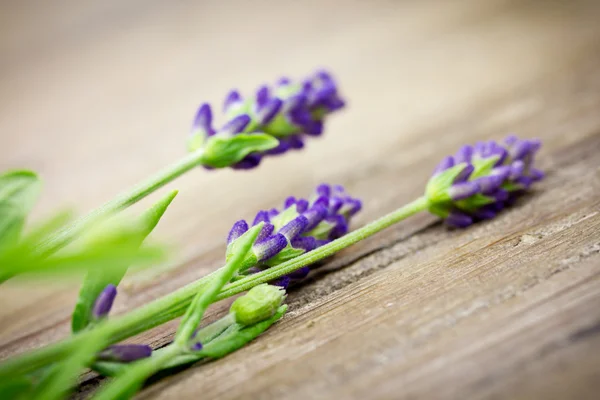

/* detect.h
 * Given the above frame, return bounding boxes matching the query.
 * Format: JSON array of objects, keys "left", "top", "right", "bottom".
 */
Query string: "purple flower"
[
  {"left": 97, "top": 344, "right": 152, "bottom": 363},
  {"left": 92, "top": 284, "right": 117, "bottom": 319},
  {"left": 426, "top": 135, "right": 543, "bottom": 228},
  {"left": 187, "top": 70, "right": 345, "bottom": 169},
  {"left": 226, "top": 184, "right": 361, "bottom": 285}
]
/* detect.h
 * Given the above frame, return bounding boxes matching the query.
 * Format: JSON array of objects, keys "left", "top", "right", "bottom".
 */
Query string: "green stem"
[
  {"left": 37, "top": 149, "right": 205, "bottom": 256},
  {"left": 0, "top": 196, "right": 429, "bottom": 378}
]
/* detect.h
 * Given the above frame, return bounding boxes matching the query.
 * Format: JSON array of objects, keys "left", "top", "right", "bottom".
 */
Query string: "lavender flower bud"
[
  {"left": 189, "top": 70, "right": 345, "bottom": 169},
  {"left": 92, "top": 284, "right": 117, "bottom": 320},
  {"left": 426, "top": 136, "right": 543, "bottom": 228},
  {"left": 230, "top": 284, "right": 286, "bottom": 326},
  {"left": 97, "top": 344, "right": 152, "bottom": 363},
  {"left": 225, "top": 184, "right": 362, "bottom": 284}
]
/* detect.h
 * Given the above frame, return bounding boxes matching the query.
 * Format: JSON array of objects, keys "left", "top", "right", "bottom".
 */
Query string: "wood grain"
[{"left": 1, "top": 0, "right": 600, "bottom": 399}]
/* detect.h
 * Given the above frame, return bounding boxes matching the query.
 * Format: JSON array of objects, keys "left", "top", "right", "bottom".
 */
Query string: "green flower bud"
[{"left": 230, "top": 284, "right": 286, "bottom": 326}]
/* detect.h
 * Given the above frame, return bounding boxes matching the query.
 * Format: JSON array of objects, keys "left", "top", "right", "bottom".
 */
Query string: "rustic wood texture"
[{"left": 1, "top": 0, "right": 600, "bottom": 398}]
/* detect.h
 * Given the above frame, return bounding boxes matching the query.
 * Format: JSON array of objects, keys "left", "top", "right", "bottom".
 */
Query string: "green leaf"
[
  {"left": 0, "top": 376, "right": 34, "bottom": 400},
  {"left": 198, "top": 305, "right": 287, "bottom": 359},
  {"left": 71, "top": 190, "right": 178, "bottom": 332},
  {"left": 199, "top": 134, "right": 278, "bottom": 168},
  {"left": 0, "top": 170, "right": 41, "bottom": 250}
]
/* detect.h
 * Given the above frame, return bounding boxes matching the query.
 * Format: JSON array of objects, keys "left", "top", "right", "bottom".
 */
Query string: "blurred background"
[{"left": 1, "top": 0, "right": 599, "bottom": 352}]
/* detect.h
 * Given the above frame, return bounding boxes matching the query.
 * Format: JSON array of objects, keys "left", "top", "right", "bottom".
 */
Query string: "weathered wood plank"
[{"left": 1, "top": 0, "right": 599, "bottom": 399}]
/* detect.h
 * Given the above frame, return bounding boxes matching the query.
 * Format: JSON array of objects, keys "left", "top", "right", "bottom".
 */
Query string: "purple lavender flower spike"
[
  {"left": 97, "top": 344, "right": 152, "bottom": 363},
  {"left": 92, "top": 284, "right": 117, "bottom": 319},
  {"left": 227, "top": 184, "right": 361, "bottom": 280},
  {"left": 279, "top": 216, "right": 308, "bottom": 240},
  {"left": 227, "top": 220, "right": 249, "bottom": 245},
  {"left": 255, "top": 85, "right": 270, "bottom": 108},
  {"left": 426, "top": 135, "right": 544, "bottom": 227},
  {"left": 232, "top": 154, "right": 262, "bottom": 170},
  {"left": 287, "top": 135, "right": 304, "bottom": 149},
  {"left": 253, "top": 234, "right": 287, "bottom": 262}
]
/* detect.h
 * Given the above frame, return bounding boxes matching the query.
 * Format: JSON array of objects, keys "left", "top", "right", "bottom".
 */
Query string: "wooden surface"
[{"left": 2, "top": 0, "right": 600, "bottom": 398}]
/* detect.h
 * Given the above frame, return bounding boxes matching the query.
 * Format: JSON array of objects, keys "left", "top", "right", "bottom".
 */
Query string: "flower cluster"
[
  {"left": 188, "top": 70, "right": 345, "bottom": 169},
  {"left": 426, "top": 135, "right": 544, "bottom": 227},
  {"left": 226, "top": 184, "right": 361, "bottom": 287}
]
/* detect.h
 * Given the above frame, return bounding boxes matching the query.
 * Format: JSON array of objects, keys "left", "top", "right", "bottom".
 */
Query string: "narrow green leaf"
[
  {"left": 71, "top": 190, "right": 178, "bottom": 332},
  {"left": 0, "top": 170, "right": 41, "bottom": 250}
]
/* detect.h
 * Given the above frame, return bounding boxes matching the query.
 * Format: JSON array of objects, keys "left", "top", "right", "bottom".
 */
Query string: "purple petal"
[
  {"left": 454, "top": 164, "right": 474, "bottom": 183},
  {"left": 287, "top": 135, "right": 304, "bottom": 149},
  {"left": 454, "top": 145, "right": 473, "bottom": 164},
  {"left": 511, "top": 140, "right": 531, "bottom": 161},
  {"left": 264, "top": 138, "right": 290, "bottom": 155},
  {"left": 474, "top": 175, "right": 504, "bottom": 194},
  {"left": 283, "top": 93, "right": 308, "bottom": 114},
  {"left": 288, "top": 109, "right": 312, "bottom": 127},
  {"left": 92, "top": 284, "right": 117, "bottom": 319},
  {"left": 489, "top": 189, "right": 509, "bottom": 202},
  {"left": 328, "top": 197, "right": 343, "bottom": 216},
  {"left": 97, "top": 344, "right": 152, "bottom": 363},
  {"left": 253, "top": 234, "right": 287, "bottom": 261},
  {"left": 227, "top": 220, "right": 249, "bottom": 245},
  {"left": 276, "top": 77, "right": 291, "bottom": 86},
  {"left": 256, "top": 223, "right": 275, "bottom": 243},
  {"left": 529, "top": 168, "right": 544, "bottom": 182},
  {"left": 268, "top": 208, "right": 279, "bottom": 218},
  {"left": 327, "top": 215, "right": 348, "bottom": 240},
  {"left": 221, "top": 114, "right": 251, "bottom": 135},
  {"left": 287, "top": 266, "right": 311, "bottom": 280},
  {"left": 315, "top": 184, "right": 331, "bottom": 198},
  {"left": 445, "top": 211, "right": 473, "bottom": 228},
  {"left": 509, "top": 160, "right": 525, "bottom": 180},
  {"left": 253, "top": 211, "right": 271, "bottom": 226},
  {"left": 473, "top": 205, "right": 497, "bottom": 220},
  {"left": 271, "top": 276, "right": 291, "bottom": 289},
  {"left": 290, "top": 237, "right": 318, "bottom": 252},
  {"left": 192, "top": 103, "right": 214, "bottom": 135},
  {"left": 279, "top": 215, "right": 308, "bottom": 240},
  {"left": 504, "top": 135, "right": 518, "bottom": 146},
  {"left": 433, "top": 156, "right": 455, "bottom": 176},
  {"left": 491, "top": 165, "right": 511, "bottom": 181},
  {"left": 284, "top": 196, "right": 297, "bottom": 209},
  {"left": 224, "top": 90, "right": 242, "bottom": 113},
  {"left": 303, "top": 120, "right": 324, "bottom": 136},
  {"left": 232, "top": 154, "right": 262, "bottom": 170},
  {"left": 303, "top": 205, "right": 328, "bottom": 231},
  {"left": 295, "top": 199, "right": 309, "bottom": 213},
  {"left": 448, "top": 181, "right": 480, "bottom": 200},
  {"left": 191, "top": 342, "right": 203, "bottom": 351},
  {"left": 255, "top": 85, "right": 270, "bottom": 108},
  {"left": 344, "top": 199, "right": 362, "bottom": 217},
  {"left": 312, "top": 195, "right": 330, "bottom": 209},
  {"left": 257, "top": 98, "right": 283, "bottom": 125}
]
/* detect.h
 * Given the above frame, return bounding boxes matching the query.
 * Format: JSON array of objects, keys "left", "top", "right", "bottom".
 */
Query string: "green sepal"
[
  {"left": 71, "top": 190, "right": 178, "bottom": 332},
  {"left": 225, "top": 222, "right": 265, "bottom": 272},
  {"left": 502, "top": 181, "right": 522, "bottom": 192},
  {"left": 304, "top": 219, "right": 336, "bottom": 241},
  {"left": 455, "top": 193, "right": 496, "bottom": 212},
  {"left": 427, "top": 201, "right": 450, "bottom": 218},
  {"left": 230, "top": 284, "right": 286, "bottom": 326},
  {"left": 270, "top": 206, "right": 300, "bottom": 231},
  {"left": 199, "top": 134, "right": 279, "bottom": 168},
  {"left": 425, "top": 163, "right": 470, "bottom": 204},
  {"left": 186, "top": 132, "right": 205, "bottom": 152},
  {"left": 264, "top": 243, "right": 305, "bottom": 267},
  {"left": 470, "top": 155, "right": 500, "bottom": 180},
  {"left": 0, "top": 170, "right": 41, "bottom": 251}
]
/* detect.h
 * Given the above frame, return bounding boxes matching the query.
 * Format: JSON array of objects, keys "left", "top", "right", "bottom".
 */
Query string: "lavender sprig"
[
  {"left": 188, "top": 70, "right": 345, "bottom": 169},
  {"left": 226, "top": 184, "right": 361, "bottom": 286},
  {"left": 426, "top": 135, "right": 544, "bottom": 227}
]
